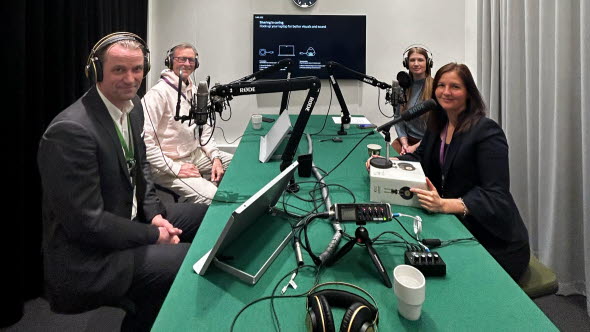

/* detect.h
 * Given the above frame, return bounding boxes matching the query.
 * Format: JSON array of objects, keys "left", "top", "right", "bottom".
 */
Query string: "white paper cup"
[
  {"left": 367, "top": 143, "right": 382, "bottom": 156},
  {"left": 251, "top": 114, "right": 262, "bottom": 130},
  {"left": 393, "top": 264, "right": 426, "bottom": 320}
]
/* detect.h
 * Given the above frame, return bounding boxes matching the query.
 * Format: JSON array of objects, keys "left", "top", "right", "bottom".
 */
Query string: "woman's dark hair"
[{"left": 428, "top": 63, "right": 486, "bottom": 134}]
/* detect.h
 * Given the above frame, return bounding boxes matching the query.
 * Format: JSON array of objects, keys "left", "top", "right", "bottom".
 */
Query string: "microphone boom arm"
[
  {"left": 230, "top": 58, "right": 295, "bottom": 114},
  {"left": 325, "top": 61, "right": 392, "bottom": 135},
  {"left": 210, "top": 76, "right": 321, "bottom": 170}
]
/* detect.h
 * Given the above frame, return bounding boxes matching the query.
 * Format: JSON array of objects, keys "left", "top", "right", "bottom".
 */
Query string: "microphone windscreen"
[
  {"left": 401, "top": 99, "right": 438, "bottom": 121},
  {"left": 396, "top": 71, "right": 412, "bottom": 89}
]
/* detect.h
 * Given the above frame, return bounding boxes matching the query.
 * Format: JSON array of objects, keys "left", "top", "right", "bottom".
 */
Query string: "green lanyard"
[{"left": 113, "top": 114, "right": 136, "bottom": 175}]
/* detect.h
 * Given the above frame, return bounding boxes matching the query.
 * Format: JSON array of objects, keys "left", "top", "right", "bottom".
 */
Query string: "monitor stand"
[{"left": 212, "top": 209, "right": 301, "bottom": 285}]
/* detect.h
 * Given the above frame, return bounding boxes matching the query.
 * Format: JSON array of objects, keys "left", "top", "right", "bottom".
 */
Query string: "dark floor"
[{"left": 1, "top": 294, "right": 588, "bottom": 331}]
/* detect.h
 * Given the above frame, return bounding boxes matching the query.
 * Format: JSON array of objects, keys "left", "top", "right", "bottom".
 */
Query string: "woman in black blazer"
[{"left": 372, "top": 63, "right": 530, "bottom": 280}]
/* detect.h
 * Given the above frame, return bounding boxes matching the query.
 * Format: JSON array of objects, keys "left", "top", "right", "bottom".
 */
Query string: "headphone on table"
[
  {"left": 306, "top": 282, "right": 379, "bottom": 332},
  {"left": 85, "top": 32, "right": 150, "bottom": 83},
  {"left": 164, "top": 43, "right": 200, "bottom": 69},
  {"left": 402, "top": 44, "right": 433, "bottom": 70}
]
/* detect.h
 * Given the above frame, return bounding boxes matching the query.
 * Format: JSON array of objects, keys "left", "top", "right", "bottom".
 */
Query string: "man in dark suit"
[{"left": 37, "top": 32, "right": 207, "bottom": 331}]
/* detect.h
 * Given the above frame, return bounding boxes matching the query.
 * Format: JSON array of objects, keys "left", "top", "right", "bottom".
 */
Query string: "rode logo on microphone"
[
  {"left": 363, "top": 78, "right": 372, "bottom": 84},
  {"left": 240, "top": 87, "right": 255, "bottom": 93},
  {"left": 304, "top": 97, "right": 315, "bottom": 112}
]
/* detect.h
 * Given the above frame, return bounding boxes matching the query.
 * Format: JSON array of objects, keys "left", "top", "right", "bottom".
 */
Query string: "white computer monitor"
[{"left": 193, "top": 161, "right": 299, "bottom": 284}]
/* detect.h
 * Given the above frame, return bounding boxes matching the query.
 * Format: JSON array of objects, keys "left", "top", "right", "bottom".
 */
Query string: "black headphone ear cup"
[
  {"left": 144, "top": 56, "right": 150, "bottom": 75},
  {"left": 340, "top": 302, "right": 374, "bottom": 332},
  {"left": 94, "top": 58, "right": 103, "bottom": 82},
  {"left": 85, "top": 58, "right": 103, "bottom": 83},
  {"left": 307, "top": 295, "right": 336, "bottom": 332},
  {"left": 403, "top": 57, "right": 408, "bottom": 69},
  {"left": 165, "top": 53, "right": 172, "bottom": 69}
]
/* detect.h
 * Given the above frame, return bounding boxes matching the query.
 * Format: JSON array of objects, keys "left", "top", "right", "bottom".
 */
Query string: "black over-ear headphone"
[
  {"left": 402, "top": 44, "right": 433, "bottom": 70},
  {"left": 306, "top": 282, "right": 379, "bottom": 332},
  {"left": 85, "top": 32, "right": 151, "bottom": 83},
  {"left": 164, "top": 43, "right": 200, "bottom": 70}
]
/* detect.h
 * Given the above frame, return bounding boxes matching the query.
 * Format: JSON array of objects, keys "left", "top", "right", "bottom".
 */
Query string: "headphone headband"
[
  {"left": 85, "top": 32, "right": 151, "bottom": 82},
  {"left": 402, "top": 44, "right": 434, "bottom": 70},
  {"left": 307, "top": 282, "right": 378, "bottom": 304},
  {"left": 306, "top": 282, "right": 379, "bottom": 322},
  {"left": 165, "top": 42, "right": 200, "bottom": 70}
]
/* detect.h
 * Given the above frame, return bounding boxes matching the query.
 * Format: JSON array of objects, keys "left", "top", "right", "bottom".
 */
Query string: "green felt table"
[{"left": 152, "top": 115, "right": 556, "bottom": 331}]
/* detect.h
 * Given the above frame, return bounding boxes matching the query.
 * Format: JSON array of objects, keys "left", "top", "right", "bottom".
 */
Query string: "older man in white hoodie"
[{"left": 142, "top": 43, "right": 232, "bottom": 204}]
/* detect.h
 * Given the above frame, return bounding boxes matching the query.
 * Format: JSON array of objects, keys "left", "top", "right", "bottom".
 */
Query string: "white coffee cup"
[
  {"left": 393, "top": 264, "right": 426, "bottom": 320},
  {"left": 367, "top": 143, "right": 382, "bottom": 156},
  {"left": 251, "top": 114, "right": 262, "bottom": 130}
]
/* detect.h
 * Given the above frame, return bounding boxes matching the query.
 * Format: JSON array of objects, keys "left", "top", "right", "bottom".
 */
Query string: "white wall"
[{"left": 148, "top": 0, "right": 476, "bottom": 145}]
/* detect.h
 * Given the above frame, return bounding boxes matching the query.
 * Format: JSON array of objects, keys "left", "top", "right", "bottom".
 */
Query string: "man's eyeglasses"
[{"left": 173, "top": 57, "right": 196, "bottom": 64}]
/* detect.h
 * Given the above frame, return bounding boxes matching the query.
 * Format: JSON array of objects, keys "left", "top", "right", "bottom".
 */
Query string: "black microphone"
[
  {"left": 195, "top": 81, "right": 209, "bottom": 138},
  {"left": 387, "top": 80, "right": 404, "bottom": 107},
  {"left": 396, "top": 71, "right": 412, "bottom": 105},
  {"left": 375, "top": 99, "right": 438, "bottom": 132},
  {"left": 356, "top": 227, "right": 392, "bottom": 288},
  {"left": 396, "top": 71, "right": 412, "bottom": 89}
]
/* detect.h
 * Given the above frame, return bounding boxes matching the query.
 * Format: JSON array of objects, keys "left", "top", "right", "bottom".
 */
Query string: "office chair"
[{"left": 518, "top": 254, "right": 558, "bottom": 298}]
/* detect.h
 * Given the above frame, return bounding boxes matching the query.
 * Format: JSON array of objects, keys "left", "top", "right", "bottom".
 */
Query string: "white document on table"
[{"left": 332, "top": 116, "right": 372, "bottom": 125}]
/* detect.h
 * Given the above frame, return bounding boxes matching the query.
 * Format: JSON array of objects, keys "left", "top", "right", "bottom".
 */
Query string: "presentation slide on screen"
[{"left": 253, "top": 15, "right": 366, "bottom": 79}]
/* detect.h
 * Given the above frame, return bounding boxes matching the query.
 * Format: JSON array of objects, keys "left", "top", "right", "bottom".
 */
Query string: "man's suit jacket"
[
  {"left": 38, "top": 86, "right": 166, "bottom": 313},
  {"left": 400, "top": 117, "right": 529, "bottom": 257}
]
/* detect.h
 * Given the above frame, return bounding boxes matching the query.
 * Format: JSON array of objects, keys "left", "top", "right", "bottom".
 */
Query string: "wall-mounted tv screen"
[{"left": 253, "top": 14, "right": 366, "bottom": 79}]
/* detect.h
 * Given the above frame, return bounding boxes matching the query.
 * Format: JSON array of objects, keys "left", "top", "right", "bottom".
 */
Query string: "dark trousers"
[{"left": 121, "top": 203, "right": 207, "bottom": 332}]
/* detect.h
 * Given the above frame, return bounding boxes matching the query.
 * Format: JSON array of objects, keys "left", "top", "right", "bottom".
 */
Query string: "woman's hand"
[{"left": 410, "top": 177, "right": 447, "bottom": 213}]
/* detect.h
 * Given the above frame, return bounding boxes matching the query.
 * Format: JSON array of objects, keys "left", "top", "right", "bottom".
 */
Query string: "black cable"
[
  {"left": 317, "top": 131, "right": 374, "bottom": 182},
  {"left": 440, "top": 237, "right": 478, "bottom": 247},
  {"left": 392, "top": 216, "right": 421, "bottom": 243},
  {"left": 229, "top": 278, "right": 306, "bottom": 331},
  {"left": 309, "top": 80, "right": 333, "bottom": 136},
  {"left": 371, "top": 230, "right": 411, "bottom": 245},
  {"left": 376, "top": 88, "right": 395, "bottom": 118},
  {"left": 297, "top": 212, "right": 331, "bottom": 266},
  {"left": 313, "top": 132, "right": 375, "bottom": 137},
  {"left": 230, "top": 263, "right": 324, "bottom": 332},
  {"left": 218, "top": 99, "right": 232, "bottom": 121},
  {"left": 215, "top": 127, "right": 265, "bottom": 145},
  {"left": 142, "top": 99, "right": 257, "bottom": 204}
]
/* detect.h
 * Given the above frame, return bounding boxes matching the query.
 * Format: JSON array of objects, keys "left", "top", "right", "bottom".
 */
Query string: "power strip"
[{"left": 404, "top": 251, "right": 447, "bottom": 276}]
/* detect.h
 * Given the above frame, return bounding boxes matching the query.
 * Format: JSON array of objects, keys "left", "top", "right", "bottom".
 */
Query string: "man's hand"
[
  {"left": 210, "top": 158, "right": 225, "bottom": 182},
  {"left": 178, "top": 163, "right": 201, "bottom": 178},
  {"left": 156, "top": 227, "right": 180, "bottom": 244},
  {"left": 152, "top": 214, "right": 182, "bottom": 237}
]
